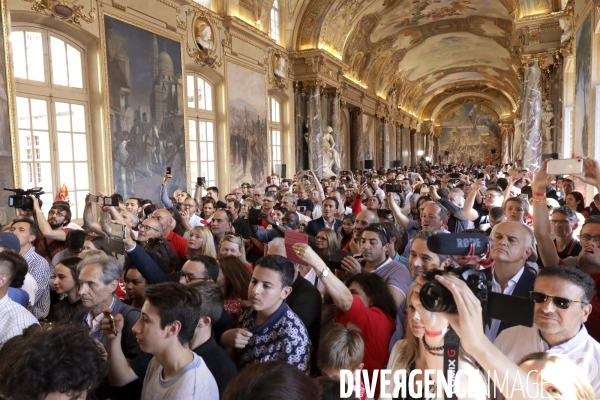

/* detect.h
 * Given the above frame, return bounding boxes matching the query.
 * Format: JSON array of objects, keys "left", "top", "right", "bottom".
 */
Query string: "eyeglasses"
[
  {"left": 48, "top": 210, "right": 66, "bottom": 218},
  {"left": 530, "top": 291, "right": 584, "bottom": 309},
  {"left": 550, "top": 220, "right": 570, "bottom": 225},
  {"left": 483, "top": 194, "right": 501, "bottom": 199},
  {"left": 315, "top": 236, "right": 328, "bottom": 241},
  {"left": 580, "top": 234, "right": 600, "bottom": 244},
  {"left": 139, "top": 224, "right": 161, "bottom": 233}
]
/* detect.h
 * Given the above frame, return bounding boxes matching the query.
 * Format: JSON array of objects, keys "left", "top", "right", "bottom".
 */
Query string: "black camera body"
[
  {"left": 420, "top": 265, "right": 490, "bottom": 313},
  {"left": 5, "top": 187, "right": 44, "bottom": 211},
  {"left": 420, "top": 265, "right": 534, "bottom": 328}
]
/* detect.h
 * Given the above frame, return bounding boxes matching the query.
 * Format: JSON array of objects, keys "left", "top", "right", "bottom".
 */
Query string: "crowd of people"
[{"left": 1, "top": 158, "right": 600, "bottom": 399}]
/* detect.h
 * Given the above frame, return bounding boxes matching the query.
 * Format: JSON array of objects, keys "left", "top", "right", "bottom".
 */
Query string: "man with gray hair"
[{"left": 74, "top": 256, "right": 141, "bottom": 360}]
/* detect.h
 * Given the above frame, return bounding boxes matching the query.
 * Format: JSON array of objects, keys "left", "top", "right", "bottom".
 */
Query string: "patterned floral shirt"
[{"left": 237, "top": 302, "right": 311, "bottom": 373}]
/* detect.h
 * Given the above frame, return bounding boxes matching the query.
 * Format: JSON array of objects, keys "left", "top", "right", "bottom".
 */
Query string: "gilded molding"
[
  {"left": 520, "top": 52, "right": 548, "bottom": 67},
  {"left": 1, "top": 0, "right": 20, "bottom": 187},
  {"left": 185, "top": 8, "right": 221, "bottom": 68},
  {"left": 22, "top": 0, "right": 96, "bottom": 25},
  {"left": 266, "top": 47, "right": 290, "bottom": 91},
  {"left": 111, "top": 1, "right": 126, "bottom": 11}
]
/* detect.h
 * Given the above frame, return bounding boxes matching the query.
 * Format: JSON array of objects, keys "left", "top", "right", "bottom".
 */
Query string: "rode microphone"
[{"left": 426, "top": 233, "right": 492, "bottom": 255}]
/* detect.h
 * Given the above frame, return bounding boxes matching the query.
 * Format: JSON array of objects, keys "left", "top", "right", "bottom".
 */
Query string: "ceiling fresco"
[{"left": 295, "top": 0, "right": 558, "bottom": 123}]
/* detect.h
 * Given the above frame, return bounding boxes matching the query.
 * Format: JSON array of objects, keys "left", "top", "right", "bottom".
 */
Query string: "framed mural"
[
  {"left": 101, "top": 14, "right": 187, "bottom": 204},
  {"left": 226, "top": 61, "right": 268, "bottom": 188},
  {"left": 438, "top": 103, "right": 501, "bottom": 164},
  {"left": 574, "top": 12, "right": 592, "bottom": 157},
  {"left": 0, "top": 0, "right": 16, "bottom": 224}
]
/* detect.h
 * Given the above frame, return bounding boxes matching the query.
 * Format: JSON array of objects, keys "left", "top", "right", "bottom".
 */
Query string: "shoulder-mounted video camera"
[{"left": 4, "top": 187, "right": 44, "bottom": 211}]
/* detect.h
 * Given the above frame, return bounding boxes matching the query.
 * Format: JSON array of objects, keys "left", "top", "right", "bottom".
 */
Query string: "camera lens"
[{"left": 420, "top": 282, "right": 457, "bottom": 313}]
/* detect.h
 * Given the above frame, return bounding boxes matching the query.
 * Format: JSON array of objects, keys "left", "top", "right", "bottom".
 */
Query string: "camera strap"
[{"left": 443, "top": 328, "right": 460, "bottom": 400}]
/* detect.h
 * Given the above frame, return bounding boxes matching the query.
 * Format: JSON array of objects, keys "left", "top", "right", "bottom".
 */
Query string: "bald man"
[
  {"left": 344, "top": 210, "right": 379, "bottom": 254},
  {"left": 485, "top": 220, "right": 537, "bottom": 341},
  {"left": 152, "top": 209, "right": 188, "bottom": 258}
]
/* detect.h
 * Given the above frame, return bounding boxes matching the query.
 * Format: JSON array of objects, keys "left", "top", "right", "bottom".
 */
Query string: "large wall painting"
[
  {"left": 438, "top": 103, "right": 501, "bottom": 164},
  {"left": 574, "top": 12, "right": 591, "bottom": 157},
  {"left": 0, "top": 0, "right": 14, "bottom": 224},
  {"left": 226, "top": 62, "right": 268, "bottom": 188},
  {"left": 103, "top": 15, "right": 186, "bottom": 203}
]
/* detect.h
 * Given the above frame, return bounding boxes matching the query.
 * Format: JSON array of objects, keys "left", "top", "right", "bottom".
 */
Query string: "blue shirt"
[{"left": 237, "top": 302, "right": 311, "bottom": 373}]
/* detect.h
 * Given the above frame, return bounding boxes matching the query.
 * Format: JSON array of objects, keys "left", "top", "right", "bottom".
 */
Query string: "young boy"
[
  {"left": 318, "top": 324, "right": 367, "bottom": 400},
  {"left": 132, "top": 282, "right": 218, "bottom": 399},
  {"left": 220, "top": 255, "right": 311, "bottom": 372}
]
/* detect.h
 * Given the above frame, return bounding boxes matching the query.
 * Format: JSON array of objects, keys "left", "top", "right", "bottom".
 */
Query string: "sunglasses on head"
[{"left": 530, "top": 291, "right": 584, "bottom": 309}]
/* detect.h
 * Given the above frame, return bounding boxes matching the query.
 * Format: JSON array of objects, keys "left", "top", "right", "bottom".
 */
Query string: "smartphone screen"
[
  {"left": 166, "top": 167, "right": 172, "bottom": 175},
  {"left": 89, "top": 194, "right": 99, "bottom": 203}
]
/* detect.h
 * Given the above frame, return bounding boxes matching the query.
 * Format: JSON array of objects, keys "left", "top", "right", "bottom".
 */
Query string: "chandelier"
[{"left": 22, "top": 0, "right": 96, "bottom": 25}]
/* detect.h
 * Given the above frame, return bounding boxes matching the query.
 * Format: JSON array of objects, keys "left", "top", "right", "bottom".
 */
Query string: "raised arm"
[
  {"left": 293, "top": 243, "right": 354, "bottom": 312},
  {"left": 532, "top": 159, "right": 559, "bottom": 267},
  {"left": 160, "top": 173, "right": 174, "bottom": 208},
  {"left": 462, "top": 178, "right": 484, "bottom": 221},
  {"left": 83, "top": 196, "right": 106, "bottom": 237},
  {"left": 387, "top": 192, "right": 410, "bottom": 230},
  {"left": 31, "top": 196, "right": 66, "bottom": 241},
  {"left": 309, "top": 170, "right": 325, "bottom": 202}
]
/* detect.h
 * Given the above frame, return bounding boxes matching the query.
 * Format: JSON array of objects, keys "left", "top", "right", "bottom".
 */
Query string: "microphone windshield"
[{"left": 426, "top": 233, "right": 492, "bottom": 255}]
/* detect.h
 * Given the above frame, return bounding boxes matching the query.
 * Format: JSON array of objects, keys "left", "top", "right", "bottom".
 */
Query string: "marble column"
[
  {"left": 499, "top": 124, "right": 512, "bottom": 164},
  {"left": 350, "top": 108, "right": 364, "bottom": 171},
  {"left": 396, "top": 124, "right": 403, "bottom": 164},
  {"left": 308, "top": 84, "right": 323, "bottom": 178},
  {"left": 551, "top": 52, "right": 564, "bottom": 154},
  {"left": 327, "top": 89, "right": 343, "bottom": 170},
  {"left": 384, "top": 122, "right": 390, "bottom": 168},
  {"left": 521, "top": 61, "right": 543, "bottom": 172},
  {"left": 424, "top": 134, "right": 431, "bottom": 160},
  {"left": 410, "top": 128, "right": 418, "bottom": 166},
  {"left": 433, "top": 126, "right": 442, "bottom": 163},
  {"left": 294, "top": 83, "right": 306, "bottom": 172}
]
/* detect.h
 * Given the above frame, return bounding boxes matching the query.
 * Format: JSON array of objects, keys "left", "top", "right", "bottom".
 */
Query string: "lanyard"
[{"left": 444, "top": 328, "right": 460, "bottom": 400}]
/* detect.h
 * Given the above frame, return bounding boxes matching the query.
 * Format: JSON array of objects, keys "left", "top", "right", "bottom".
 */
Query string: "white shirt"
[
  {"left": 486, "top": 267, "right": 525, "bottom": 342},
  {"left": 22, "top": 273, "right": 38, "bottom": 308},
  {"left": 85, "top": 297, "right": 115, "bottom": 336},
  {"left": 494, "top": 324, "right": 600, "bottom": 398},
  {"left": 296, "top": 211, "right": 312, "bottom": 223},
  {"left": 0, "top": 293, "right": 39, "bottom": 348},
  {"left": 312, "top": 204, "right": 322, "bottom": 220},
  {"left": 188, "top": 213, "right": 203, "bottom": 228}
]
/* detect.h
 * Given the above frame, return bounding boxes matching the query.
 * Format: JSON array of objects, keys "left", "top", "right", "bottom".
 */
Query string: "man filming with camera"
[{"left": 30, "top": 196, "right": 73, "bottom": 263}]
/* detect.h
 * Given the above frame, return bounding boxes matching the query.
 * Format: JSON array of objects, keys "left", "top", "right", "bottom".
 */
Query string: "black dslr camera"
[
  {"left": 420, "top": 265, "right": 534, "bottom": 327},
  {"left": 5, "top": 187, "right": 44, "bottom": 211}
]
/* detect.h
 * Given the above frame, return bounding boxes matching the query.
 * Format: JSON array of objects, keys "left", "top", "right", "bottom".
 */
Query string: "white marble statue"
[
  {"left": 196, "top": 24, "right": 215, "bottom": 51},
  {"left": 322, "top": 126, "right": 341, "bottom": 178},
  {"left": 559, "top": 17, "right": 572, "bottom": 44},
  {"left": 514, "top": 117, "right": 524, "bottom": 160},
  {"left": 542, "top": 100, "right": 554, "bottom": 153},
  {"left": 274, "top": 57, "right": 286, "bottom": 79}
]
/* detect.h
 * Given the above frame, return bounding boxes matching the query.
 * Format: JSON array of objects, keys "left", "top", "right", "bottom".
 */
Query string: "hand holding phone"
[
  {"left": 546, "top": 159, "right": 583, "bottom": 175},
  {"left": 88, "top": 194, "right": 99, "bottom": 203}
]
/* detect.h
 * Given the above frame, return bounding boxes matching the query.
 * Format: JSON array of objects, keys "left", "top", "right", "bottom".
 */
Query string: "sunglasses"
[{"left": 530, "top": 291, "right": 584, "bottom": 309}]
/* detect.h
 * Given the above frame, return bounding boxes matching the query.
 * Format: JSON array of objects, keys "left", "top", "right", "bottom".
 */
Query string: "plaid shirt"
[
  {"left": 0, "top": 294, "right": 39, "bottom": 348},
  {"left": 23, "top": 247, "right": 51, "bottom": 319}
]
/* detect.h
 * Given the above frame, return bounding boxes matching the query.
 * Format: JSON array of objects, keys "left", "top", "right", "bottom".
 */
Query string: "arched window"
[
  {"left": 269, "top": 96, "right": 281, "bottom": 174},
  {"left": 186, "top": 74, "right": 216, "bottom": 188},
  {"left": 270, "top": 0, "right": 280, "bottom": 44},
  {"left": 12, "top": 27, "right": 91, "bottom": 218}
]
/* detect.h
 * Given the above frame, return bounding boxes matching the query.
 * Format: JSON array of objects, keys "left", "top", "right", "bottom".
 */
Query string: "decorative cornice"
[
  {"left": 520, "top": 52, "right": 548, "bottom": 67},
  {"left": 22, "top": 0, "right": 96, "bottom": 25}
]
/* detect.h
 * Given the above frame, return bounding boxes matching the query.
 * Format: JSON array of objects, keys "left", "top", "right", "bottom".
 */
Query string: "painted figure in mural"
[
  {"left": 115, "top": 135, "right": 136, "bottom": 197},
  {"left": 559, "top": 17, "right": 572, "bottom": 44},
  {"left": 542, "top": 100, "right": 554, "bottom": 153},
  {"left": 274, "top": 57, "right": 286, "bottom": 79},
  {"left": 322, "top": 126, "right": 341, "bottom": 178},
  {"left": 196, "top": 24, "right": 215, "bottom": 51},
  {"left": 139, "top": 113, "right": 160, "bottom": 176}
]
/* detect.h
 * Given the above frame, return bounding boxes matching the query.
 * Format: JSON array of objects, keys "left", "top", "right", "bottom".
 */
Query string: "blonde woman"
[
  {"left": 219, "top": 233, "right": 253, "bottom": 271},
  {"left": 518, "top": 353, "right": 595, "bottom": 400},
  {"left": 382, "top": 284, "right": 487, "bottom": 399},
  {"left": 187, "top": 226, "right": 217, "bottom": 258}
]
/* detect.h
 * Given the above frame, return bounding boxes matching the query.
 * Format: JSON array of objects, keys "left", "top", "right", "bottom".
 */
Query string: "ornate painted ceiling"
[{"left": 293, "top": 0, "right": 562, "bottom": 123}]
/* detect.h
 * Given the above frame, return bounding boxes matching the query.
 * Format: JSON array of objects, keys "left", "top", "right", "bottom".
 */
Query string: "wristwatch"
[{"left": 318, "top": 267, "right": 330, "bottom": 279}]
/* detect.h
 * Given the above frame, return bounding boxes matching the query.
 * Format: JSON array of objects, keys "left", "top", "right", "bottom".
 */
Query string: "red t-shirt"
[
  {"left": 336, "top": 295, "right": 395, "bottom": 374},
  {"left": 167, "top": 231, "right": 188, "bottom": 258},
  {"left": 35, "top": 228, "right": 73, "bottom": 262}
]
